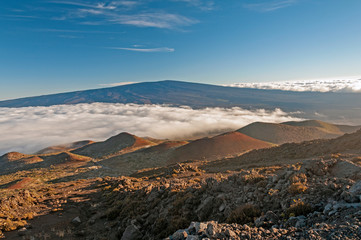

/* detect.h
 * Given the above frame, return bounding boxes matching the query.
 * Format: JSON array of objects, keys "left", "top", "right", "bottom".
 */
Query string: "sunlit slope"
[
  {"left": 72, "top": 132, "right": 156, "bottom": 158},
  {"left": 168, "top": 131, "right": 273, "bottom": 164},
  {"left": 238, "top": 120, "right": 360, "bottom": 144},
  {"left": 35, "top": 140, "right": 94, "bottom": 154},
  {"left": 205, "top": 129, "right": 361, "bottom": 172}
]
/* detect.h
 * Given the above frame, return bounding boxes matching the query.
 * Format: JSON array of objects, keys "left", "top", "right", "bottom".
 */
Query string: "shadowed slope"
[
  {"left": 53, "top": 152, "right": 93, "bottom": 163},
  {"left": 72, "top": 132, "right": 155, "bottom": 158},
  {"left": 0, "top": 152, "right": 34, "bottom": 162},
  {"left": 168, "top": 132, "right": 273, "bottom": 164},
  {"left": 205, "top": 129, "right": 361, "bottom": 172},
  {"left": 283, "top": 120, "right": 360, "bottom": 134},
  {"left": 99, "top": 141, "right": 187, "bottom": 176},
  {"left": 35, "top": 140, "right": 94, "bottom": 154},
  {"left": 238, "top": 120, "right": 360, "bottom": 144},
  {"left": 0, "top": 152, "right": 44, "bottom": 170},
  {"left": 0, "top": 151, "right": 92, "bottom": 174},
  {"left": 138, "top": 141, "right": 188, "bottom": 153}
]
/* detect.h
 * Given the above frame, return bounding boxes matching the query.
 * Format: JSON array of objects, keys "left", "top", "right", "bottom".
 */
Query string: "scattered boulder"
[
  {"left": 350, "top": 180, "right": 361, "bottom": 195},
  {"left": 71, "top": 216, "right": 82, "bottom": 226},
  {"left": 171, "top": 230, "right": 188, "bottom": 240},
  {"left": 121, "top": 223, "right": 143, "bottom": 240},
  {"left": 17, "top": 227, "right": 28, "bottom": 236}
]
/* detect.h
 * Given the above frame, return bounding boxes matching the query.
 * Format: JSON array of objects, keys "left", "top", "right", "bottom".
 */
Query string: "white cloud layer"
[
  {"left": 228, "top": 78, "right": 361, "bottom": 92},
  {"left": 0, "top": 103, "right": 302, "bottom": 155},
  {"left": 98, "top": 81, "right": 137, "bottom": 87}
]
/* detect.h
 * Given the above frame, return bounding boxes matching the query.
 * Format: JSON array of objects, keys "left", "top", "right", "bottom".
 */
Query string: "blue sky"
[{"left": 1, "top": 0, "right": 361, "bottom": 100}]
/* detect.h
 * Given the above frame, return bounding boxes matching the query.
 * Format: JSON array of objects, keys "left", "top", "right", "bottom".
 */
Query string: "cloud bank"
[
  {"left": 0, "top": 103, "right": 302, "bottom": 155},
  {"left": 228, "top": 78, "right": 361, "bottom": 93},
  {"left": 98, "top": 81, "right": 137, "bottom": 87}
]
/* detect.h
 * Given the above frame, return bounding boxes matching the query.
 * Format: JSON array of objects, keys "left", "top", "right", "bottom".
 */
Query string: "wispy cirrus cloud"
[
  {"left": 34, "top": 28, "right": 124, "bottom": 34},
  {"left": 0, "top": 14, "right": 40, "bottom": 19},
  {"left": 109, "top": 46, "right": 175, "bottom": 52},
  {"left": 58, "top": 34, "right": 83, "bottom": 39},
  {"left": 107, "top": 12, "right": 197, "bottom": 29},
  {"left": 48, "top": 1, "right": 198, "bottom": 29},
  {"left": 3, "top": 0, "right": 207, "bottom": 29},
  {"left": 48, "top": 1, "right": 137, "bottom": 10},
  {"left": 244, "top": 0, "right": 297, "bottom": 12},
  {"left": 173, "top": 0, "right": 215, "bottom": 11}
]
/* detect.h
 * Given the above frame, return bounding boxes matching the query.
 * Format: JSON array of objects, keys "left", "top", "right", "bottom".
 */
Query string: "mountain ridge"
[
  {"left": 237, "top": 120, "right": 360, "bottom": 144},
  {"left": 2, "top": 80, "right": 361, "bottom": 123},
  {"left": 72, "top": 132, "right": 156, "bottom": 158},
  {"left": 204, "top": 128, "right": 361, "bottom": 173},
  {"left": 168, "top": 131, "right": 274, "bottom": 164}
]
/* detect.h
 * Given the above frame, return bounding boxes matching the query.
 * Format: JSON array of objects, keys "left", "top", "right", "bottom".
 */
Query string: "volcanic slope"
[
  {"left": 168, "top": 131, "right": 274, "bottom": 164},
  {"left": 204, "top": 129, "right": 361, "bottom": 172},
  {"left": 283, "top": 119, "right": 360, "bottom": 133},
  {"left": 0, "top": 132, "right": 159, "bottom": 175},
  {"left": 35, "top": 140, "right": 94, "bottom": 154},
  {"left": 0, "top": 152, "right": 43, "bottom": 172},
  {"left": 72, "top": 132, "right": 156, "bottom": 159},
  {"left": 237, "top": 120, "right": 360, "bottom": 144},
  {"left": 0, "top": 151, "right": 93, "bottom": 175},
  {"left": 99, "top": 140, "right": 188, "bottom": 176}
]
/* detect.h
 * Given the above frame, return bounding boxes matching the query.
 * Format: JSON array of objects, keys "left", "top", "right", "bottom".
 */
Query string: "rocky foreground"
[
  {"left": 2, "top": 130, "right": 361, "bottom": 239},
  {"left": 92, "top": 157, "right": 361, "bottom": 240},
  {"left": 2, "top": 156, "right": 361, "bottom": 239}
]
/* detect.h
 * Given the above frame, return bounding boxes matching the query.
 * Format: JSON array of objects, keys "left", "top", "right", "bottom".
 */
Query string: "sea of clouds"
[
  {"left": 0, "top": 103, "right": 303, "bottom": 155},
  {"left": 228, "top": 78, "right": 361, "bottom": 92}
]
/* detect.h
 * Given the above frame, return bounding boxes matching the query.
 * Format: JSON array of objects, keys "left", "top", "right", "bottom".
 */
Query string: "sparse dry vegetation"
[
  {"left": 288, "top": 182, "right": 308, "bottom": 194},
  {"left": 226, "top": 204, "right": 261, "bottom": 224},
  {"left": 286, "top": 199, "right": 313, "bottom": 217},
  {"left": 242, "top": 170, "right": 266, "bottom": 183},
  {"left": 289, "top": 173, "right": 307, "bottom": 183}
]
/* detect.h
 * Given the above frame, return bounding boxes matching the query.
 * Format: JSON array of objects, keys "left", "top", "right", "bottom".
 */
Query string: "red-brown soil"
[
  {"left": 168, "top": 131, "right": 273, "bottom": 164},
  {"left": 0, "top": 152, "right": 33, "bottom": 162},
  {"left": 72, "top": 132, "right": 156, "bottom": 158},
  {"left": 238, "top": 120, "right": 360, "bottom": 144},
  {"left": 7, "top": 178, "right": 35, "bottom": 190},
  {"left": 35, "top": 140, "right": 95, "bottom": 155},
  {"left": 139, "top": 141, "right": 188, "bottom": 153}
]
